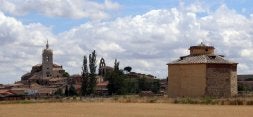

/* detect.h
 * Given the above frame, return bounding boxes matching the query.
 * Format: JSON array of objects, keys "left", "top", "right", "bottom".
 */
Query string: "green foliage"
[
  {"left": 114, "top": 59, "right": 120, "bottom": 71},
  {"left": 238, "top": 84, "right": 250, "bottom": 92},
  {"left": 245, "top": 78, "right": 253, "bottom": 81},
  {"left": 151, "top": 79, "right": 161, "bottom": 94},
  {"left": 106, "top": 60, "right": 161, "bottom": 95},
  {"left": 107, "top": 70, "right": 127, "bottom": 95},
  {"left": 125, "top": 78, "right": 139, "bottom": 94},
  {"left": 88, "top": 50, "right": 97, "bottom": 95},
  {"left": 81, "top": 55, "right": 89, "bottom": 96},
  {"left": 65, "top": 85, "right": 69, "bottom": 97},
  {"left": 124, "top": 66, "right": 132, "bottom": 72},
  {"left": 63, "top": 72, "right": 70, "bottom": 77},
  {"left": 69, "top": 85, "right": 78, "bottom": 96},
  {"left": 55, "top": 88, "right": 63, "bottom": 96},
  {"left": 138, "top": 78, "right": 151, "bottom": 91}
]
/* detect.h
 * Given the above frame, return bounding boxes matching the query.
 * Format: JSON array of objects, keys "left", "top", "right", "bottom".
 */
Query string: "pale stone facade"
[{"left": 167, "top": 43, "right": 238, "bottom": 97}]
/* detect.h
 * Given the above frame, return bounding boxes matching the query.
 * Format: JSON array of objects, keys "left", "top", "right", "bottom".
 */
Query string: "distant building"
[
  {"left": 21, "top": 41, "right": 67, "bottom": 86},
  {"left": 98, "top": 58, "right": 114, "bottom": 76},
  {"left": 167, "top": 43, "right": 238, "bottom": 97}
]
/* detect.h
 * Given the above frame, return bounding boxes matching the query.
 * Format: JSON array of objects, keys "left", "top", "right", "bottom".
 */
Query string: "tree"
[
  {"left": 65, "top": 85, "right": 69, "bottom": 97},
  {"left": 88, "top": 50, "right": 97, "bottom": 95},
  {"left": 63, "top": 71, "right": 70, "bottom": 77},
  {"left": 151, "top": 79, "right": 161, "bottom": 94},
  {"left": 69, "top": 84, "right": 78, "bottom": 96},
  {"left": 124, "top": 66, "right": 132, "bottom": 73},
  {"left": 55, "top": 88, "right": 63, "bottom": 96},
  {"left": 114, "top": 59, "right": 120, "bottom": 72},
  {"left": 125, "top": 78, "right": 139, "bottom": 94},
  {"left": 107, "top": 60, "right": 129, "bottom": 95},
  {"left": 81, "top": 56, "right": 89, "bottom": 96}
]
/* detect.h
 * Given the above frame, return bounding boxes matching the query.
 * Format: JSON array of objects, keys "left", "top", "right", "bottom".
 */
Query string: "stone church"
[
  {"left": 21, "top": 41, "right": 67, "bottom": 85},
  {"left": 167, "top": 43, "right": 238, "bottom": 97}
]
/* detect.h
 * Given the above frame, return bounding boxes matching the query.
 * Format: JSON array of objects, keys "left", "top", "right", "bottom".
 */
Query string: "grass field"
[{"left": 0, "top": 102, "right": 252, "bottom": 117}]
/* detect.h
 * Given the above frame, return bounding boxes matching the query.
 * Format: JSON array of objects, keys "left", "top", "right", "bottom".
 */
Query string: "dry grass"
[{"left": 0, "top": 102, "right": 253, "bottom": 117}]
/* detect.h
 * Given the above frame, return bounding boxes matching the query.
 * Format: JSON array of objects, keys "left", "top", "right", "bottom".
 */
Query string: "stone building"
[
  {"left": 98, "top": 58, "right": 113, "bottom": 76},
  {"left": 42, "top": 40, "right": 53, "bottom": 78},
  {"left": 21, "top": 41, "right": 67, "bottom": 86},
  {"left": 167, "top": 43, "right": 238, "bottom": 97}
]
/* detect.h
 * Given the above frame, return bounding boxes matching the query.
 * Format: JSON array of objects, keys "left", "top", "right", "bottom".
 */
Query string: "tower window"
[{"left": 46, "top": 56, "right": 49, "bottom": 61}]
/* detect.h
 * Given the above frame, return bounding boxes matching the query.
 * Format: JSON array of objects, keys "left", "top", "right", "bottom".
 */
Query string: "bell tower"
[{"left": 42, "top": 40, "right": 53, "bottom": 79}]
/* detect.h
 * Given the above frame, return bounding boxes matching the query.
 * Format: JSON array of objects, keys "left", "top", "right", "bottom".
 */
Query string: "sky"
[{"left": 1, "top": 0, "right": 253, "bottom": 84}]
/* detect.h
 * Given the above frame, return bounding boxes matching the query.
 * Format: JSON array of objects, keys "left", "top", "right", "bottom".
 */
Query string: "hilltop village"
[
  {"left": 0, "top": 42, "right": 166, "bottom": 100},
  {"left": 0, "top": 42, "right": 253, "bottom": 100}
]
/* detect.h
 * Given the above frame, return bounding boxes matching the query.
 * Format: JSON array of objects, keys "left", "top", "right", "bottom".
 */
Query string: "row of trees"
[
  {"left": 80, "top": 50, "right": 97, "bottom": 96},
  {"left": 106, "top": 60, "right": 161, "bottom": 95},
  {"left": 60, "top": 50, "right": 161, "bottom": 97}
]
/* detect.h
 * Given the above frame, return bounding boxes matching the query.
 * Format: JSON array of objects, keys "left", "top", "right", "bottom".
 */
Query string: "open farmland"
[{"left": 0, "top": 102, "right": 252, "bottom": 117}]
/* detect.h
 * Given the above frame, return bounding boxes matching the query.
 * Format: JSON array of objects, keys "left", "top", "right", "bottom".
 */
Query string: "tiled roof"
[{"left": 169, "top": 55, "right": 236, "bottom": 65}]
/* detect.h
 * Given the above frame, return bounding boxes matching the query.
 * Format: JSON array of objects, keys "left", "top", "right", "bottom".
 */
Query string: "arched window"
[{"left": 46, "top": 56, "right": 49, "bottom": 61}]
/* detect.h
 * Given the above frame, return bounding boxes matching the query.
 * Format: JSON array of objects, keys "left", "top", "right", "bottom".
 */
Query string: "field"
[{"left": 0, "top": 102, "right": 252, "bottom": 117}]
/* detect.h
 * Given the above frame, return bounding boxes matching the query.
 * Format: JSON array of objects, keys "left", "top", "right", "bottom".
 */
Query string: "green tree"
[
  {"left": 65, "top": 85, "right": 69, "bottom": 97},
  {"left": 151, "top": 79, "right": 161, "bottom": 94},
  {"left": 88, "top": 50, "right": 97, "bottom": 95},
  {"left": 106, "top": 60, "right": 129, "bottom": 95},
  {"left": 114, "top": 59, "right": 120, "bottom": 71},
  {"left": 55, "top": 88, "right": 63, "bottom": 96},
  {"left": 81, "top": 56, "right": 89, "bottom": 96},
  {"left": 124, "top": 66, "right": 132, "bottom": 73},
  {"left": 125, "top": 78, "right": 139, "bottom": 94},
  {"left": 69, "top": 84, "right": 78, "bottom": 96},
  {"left": 238, "top": 84, "right": 250, "bottom": 92},
  {"left": 63, "top": 72, "right": 70, "bottom": 77}
]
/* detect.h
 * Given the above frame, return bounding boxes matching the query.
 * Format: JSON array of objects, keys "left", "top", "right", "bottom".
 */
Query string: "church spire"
[{"left": 46, "top": 40, "right": 49, "bottom": 49}]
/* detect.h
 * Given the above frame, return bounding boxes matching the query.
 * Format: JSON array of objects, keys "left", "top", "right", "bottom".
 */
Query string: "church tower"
[{"left": 42, "top": 40, "right": 53, "bottom": 79}]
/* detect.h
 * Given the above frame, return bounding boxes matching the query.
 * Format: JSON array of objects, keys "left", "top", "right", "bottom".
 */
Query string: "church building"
[
  {"left": 21, "top": 41, "right": 67, "bottom": 85},
  {"left": 167, "top": 43, "right": 238, "bottom": 97}
]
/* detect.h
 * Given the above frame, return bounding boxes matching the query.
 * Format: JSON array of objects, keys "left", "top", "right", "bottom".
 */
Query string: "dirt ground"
[{"left": 0, "top": 102, "right": 252, "bottom": 117}]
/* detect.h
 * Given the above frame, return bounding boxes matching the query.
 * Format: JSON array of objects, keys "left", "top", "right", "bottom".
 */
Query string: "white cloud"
[
  {"left": 58, "top": 4, "right": 253, "bottom": 79},
  {"left": 0, "top": 0, "right": 120, "bottom": 20},
  {"left": 0, "top": 10, "right": 57, "bottom": 83},
  {"left": 2, "top": 3, "right": 253, "bottom": 84}
]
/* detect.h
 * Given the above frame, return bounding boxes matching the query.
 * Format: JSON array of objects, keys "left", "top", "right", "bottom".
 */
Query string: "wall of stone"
[
  {"left": 168, "top": 64, "right": 206, "bottom": 97},
  {"left": 206, "top": 64, "right": 237, "bottom": 97},
  {"left": 230, "top": 65, "right": 238, "bottom": 96}
]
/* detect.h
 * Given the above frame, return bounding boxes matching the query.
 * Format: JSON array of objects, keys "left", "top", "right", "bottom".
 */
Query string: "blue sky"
[
  {"left": 1, "top": 0, "right": 253, "bottom": 84},
  {"left": 13, "top": 0, "right": 253, "bottom": 33}
]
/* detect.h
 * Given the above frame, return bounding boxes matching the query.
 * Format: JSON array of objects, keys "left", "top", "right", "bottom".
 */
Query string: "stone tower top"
[
  {"left": 46, "top": 40, "right": 49, "bottom": 49},
  {"left": 43, "top": 40, "right": 52, "bottom": 53},
  {"left": 189, "top": 42, "right": 215, "bottom": 56}
]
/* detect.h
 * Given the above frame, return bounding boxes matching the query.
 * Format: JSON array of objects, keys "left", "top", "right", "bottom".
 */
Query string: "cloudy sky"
[{"left": 1, "top": 0, "right": 253, "bottom": 84}]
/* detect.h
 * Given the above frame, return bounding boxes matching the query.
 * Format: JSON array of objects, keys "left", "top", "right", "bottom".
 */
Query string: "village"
[
  {"left": 0, "top": 41, "right": 252, "bottom": 101},
  {"left": 0, "top": 41, "right": 167, "bottom": 100}
]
